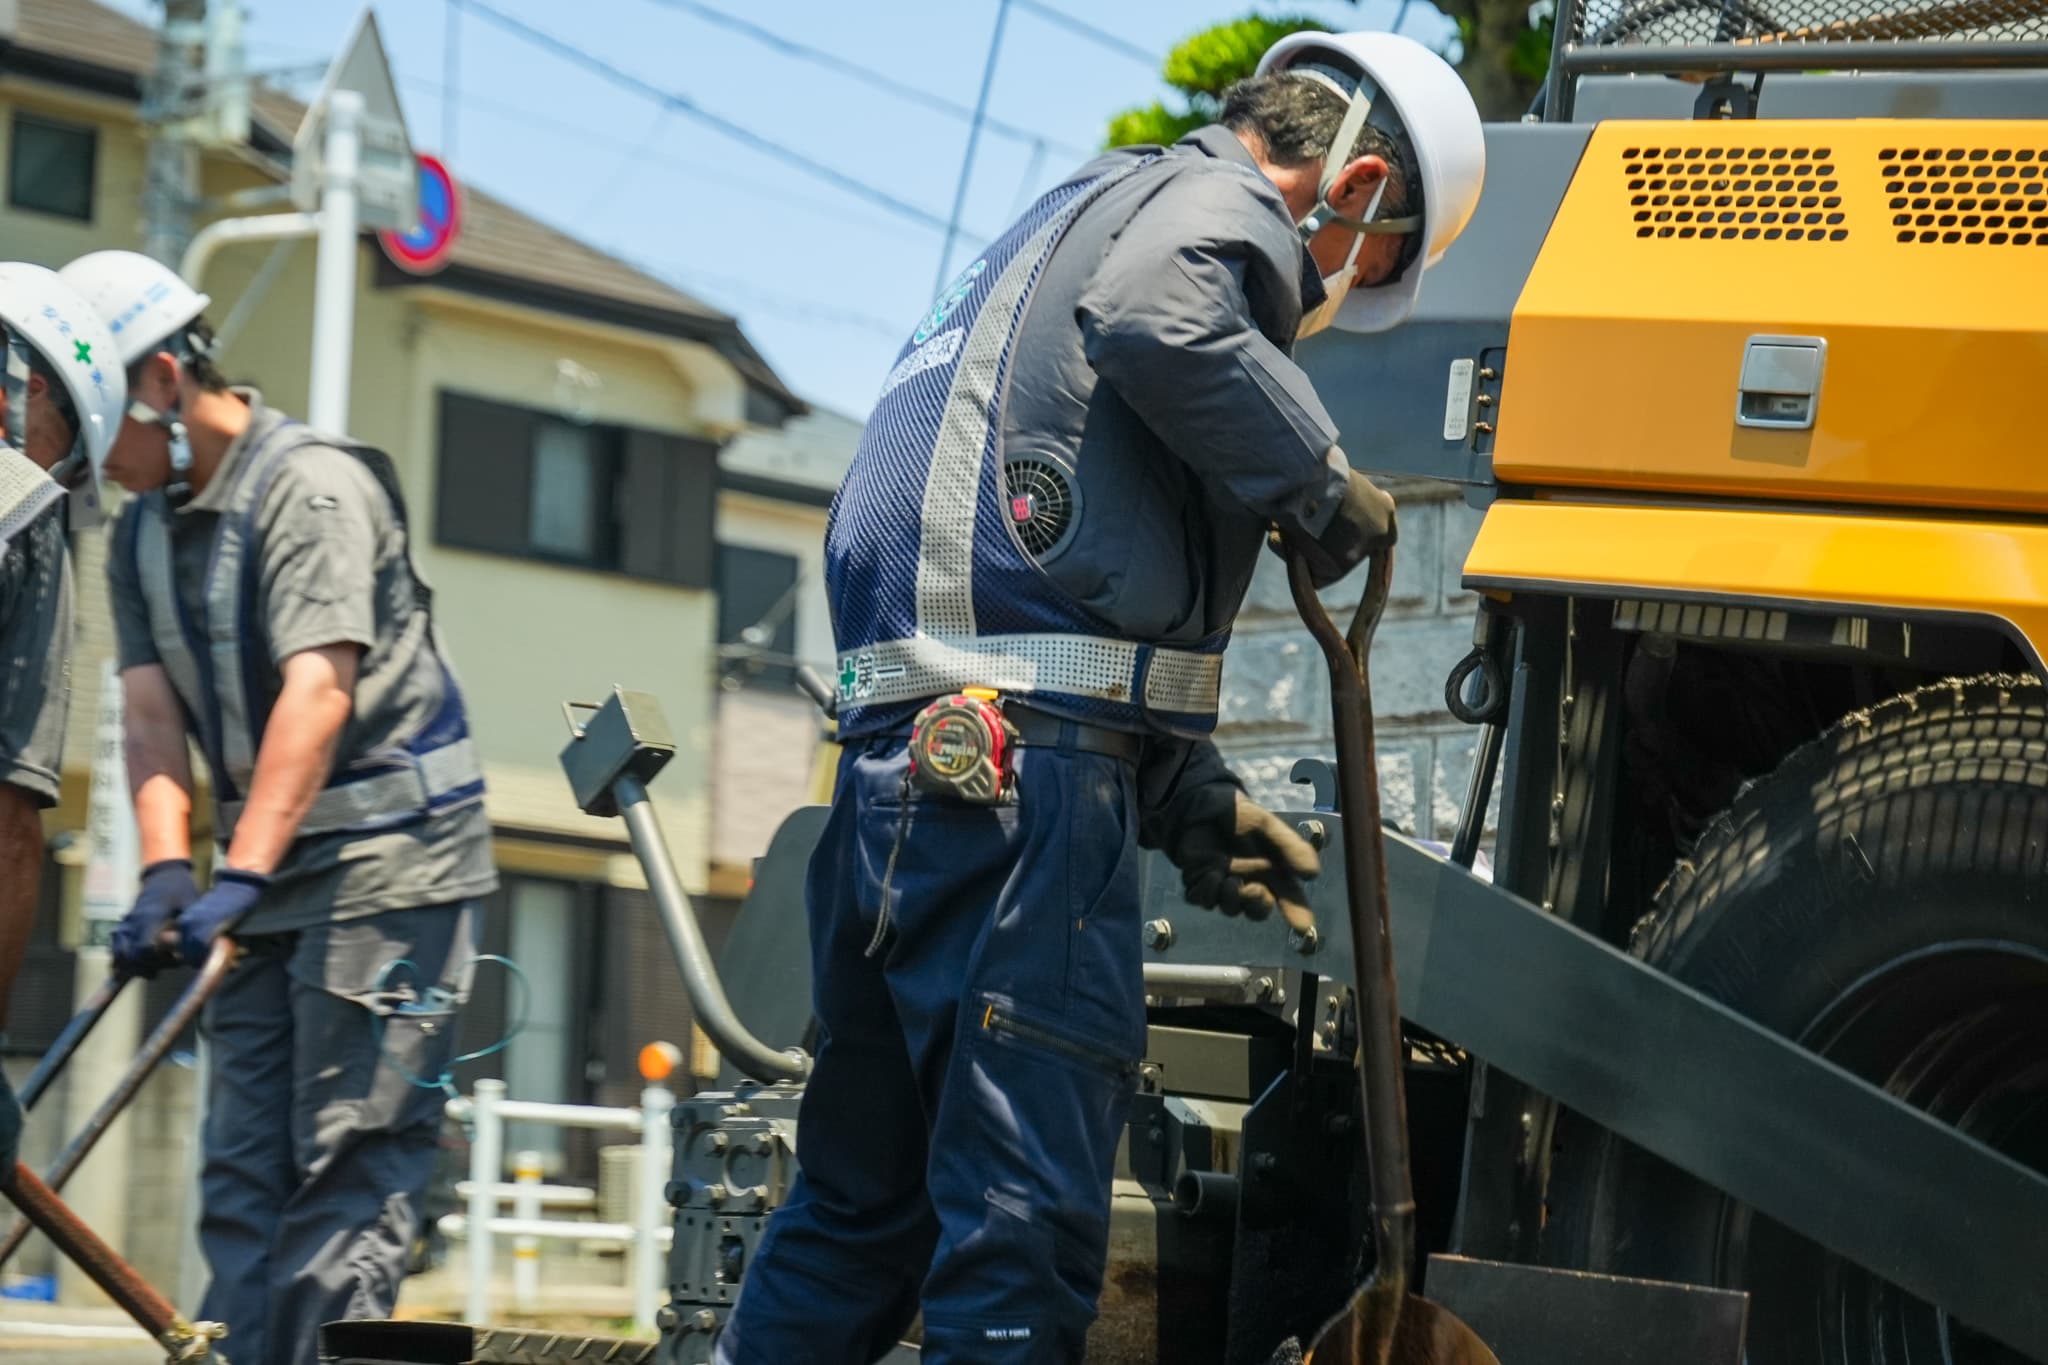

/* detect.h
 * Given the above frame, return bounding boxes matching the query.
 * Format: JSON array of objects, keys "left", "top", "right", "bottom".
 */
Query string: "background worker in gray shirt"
[
  {"left": 0, "top": 263, "right": 120, "bottom": 1177},
  {"left": 61, "top": 249, "right": 498, "bottom": 1365}
]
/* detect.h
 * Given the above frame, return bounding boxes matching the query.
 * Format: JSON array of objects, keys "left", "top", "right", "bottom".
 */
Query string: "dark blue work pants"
[
  {"left": 717, "top": 733, "right": 1146, "bottom": 1365},
  {"left": 197, "top": 902, "right": 476, "bottom": 1365}
]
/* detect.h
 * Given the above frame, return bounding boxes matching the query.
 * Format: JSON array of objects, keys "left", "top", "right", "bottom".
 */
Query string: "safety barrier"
[{"left": 441, "top": 1076, "right": 676, "bottom": 1333}]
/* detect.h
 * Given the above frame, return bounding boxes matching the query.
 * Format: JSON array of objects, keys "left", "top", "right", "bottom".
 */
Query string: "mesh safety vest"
[
  {"left": 828, "top": 154, "right": 1227, "bottom": 739},
  {"left": 126, "top": 422, "right": 484, "bottom": 842}
]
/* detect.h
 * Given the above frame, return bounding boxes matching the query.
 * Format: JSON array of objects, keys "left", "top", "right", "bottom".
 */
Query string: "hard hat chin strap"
[
  {"left": 1292, "top": 73, "right": 1422, "bottom": 244},
  {"left": 128, "top": 398, "right": 195, "bottom": 506}
]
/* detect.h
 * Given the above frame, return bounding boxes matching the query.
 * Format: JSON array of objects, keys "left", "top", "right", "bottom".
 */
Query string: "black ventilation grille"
[
  {"left": 1882, "top": 146, "right": 2048, "bottom": 245},
  {"left": 1626, "top": 145, "right": 1850, "bottom": 241}
]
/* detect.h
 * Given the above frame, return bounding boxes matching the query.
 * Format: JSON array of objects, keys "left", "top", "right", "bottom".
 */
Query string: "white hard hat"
[
  {"left": 58, "top": 249, "right": 211, "bottom": 370},
  {"left": 0, "top": 261, "right": 126, "bottom": 502},
  {"left": 1257, "top": 31, "right": 1486, "bottom": 333}
]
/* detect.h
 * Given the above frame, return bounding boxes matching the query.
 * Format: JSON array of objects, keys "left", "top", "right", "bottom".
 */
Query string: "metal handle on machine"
[
  {"left": 795, "top": 664, "right": 839, "bottom": 720},
  {"left": 612, "top": 773, "right": 812, "bottom": 1084}
]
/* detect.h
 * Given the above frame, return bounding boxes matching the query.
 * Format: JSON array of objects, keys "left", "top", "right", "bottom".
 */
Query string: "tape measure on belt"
[{"left": 908, "top": 688, "right": 1018, "bottom": 804}]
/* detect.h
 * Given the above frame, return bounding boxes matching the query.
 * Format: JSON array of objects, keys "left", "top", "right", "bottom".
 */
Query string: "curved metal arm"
[{"left": 613, "top": 774, "right": 811, "bottom": 1084}]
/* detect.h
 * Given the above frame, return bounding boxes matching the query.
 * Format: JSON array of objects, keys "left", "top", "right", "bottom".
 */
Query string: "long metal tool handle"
[
  {"left": 1287, "top": 549, "right": 1416, "bottom": 1309},
  {"left": 0, "top": 1163, "right": 222, "bottom": 1359},
  {"left": 613, "top": 773, "right": 811, "bottom": 1083},
  {"left": 0, "top": 938, "right": 235, "bottom": 1270},
  {"left": 20, "top": 972, "right": 131, "bottom": 1112}
]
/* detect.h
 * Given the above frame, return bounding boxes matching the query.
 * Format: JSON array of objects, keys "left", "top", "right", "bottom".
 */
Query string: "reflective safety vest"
[
  {"left": 125, "top": 421, "right": 485, "bottom": 842},
  {"left": 828, "top": 153, "right": 1228, "bottom": 739},
  {"left": 0, "top": 450, "right": 61, "bottom": 552}
]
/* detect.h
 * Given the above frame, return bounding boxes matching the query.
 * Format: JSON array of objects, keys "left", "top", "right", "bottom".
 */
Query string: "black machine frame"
[
  {"left": 546, "top": 662, "right": 2048, "bottom": 1362},
  {"left": 1541, "top": 0, "right": 2048, "bottom": 120}
]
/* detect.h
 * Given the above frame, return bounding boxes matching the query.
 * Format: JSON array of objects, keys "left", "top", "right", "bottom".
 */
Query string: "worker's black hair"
[
  {"left": 21, "top": 344, "right": 80, "bottom": 438},
  {"left": 1222, "top": 70, "right": 1427, "bottom": 277},
  {"left": 127, "top": 316, "right": 230, "bottom": 395}
]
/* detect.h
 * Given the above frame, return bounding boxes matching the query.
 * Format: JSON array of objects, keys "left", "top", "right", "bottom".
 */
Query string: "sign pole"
[{"left": 308, "top": 88, "right": 363, "bottom": 434}]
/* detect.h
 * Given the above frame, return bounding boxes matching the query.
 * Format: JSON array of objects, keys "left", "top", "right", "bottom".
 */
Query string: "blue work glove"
[
  {"left": 176, "top": 869, "right": 268, "bottom": 969},
  {"left": 110, "top": 859, "right": 200, "bottom": 978},
  {"left": 0, "top": 1052, "right": 19, "bottom": 1176}
]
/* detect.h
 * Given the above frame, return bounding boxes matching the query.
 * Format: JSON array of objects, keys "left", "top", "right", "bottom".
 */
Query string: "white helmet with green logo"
[{"left": 0, "top": 261, "right": 125, "bottom": 523}]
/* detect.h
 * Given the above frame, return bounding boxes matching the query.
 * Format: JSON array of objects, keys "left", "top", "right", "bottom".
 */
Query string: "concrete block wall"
[{"left": 1215, "top": 483, "right": 1496, "bottom": 847}]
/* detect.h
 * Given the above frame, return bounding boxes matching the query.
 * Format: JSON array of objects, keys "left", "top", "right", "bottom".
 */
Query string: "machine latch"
[{"left": 1736, "top": 335, "right": 1826, "bottom": 431}]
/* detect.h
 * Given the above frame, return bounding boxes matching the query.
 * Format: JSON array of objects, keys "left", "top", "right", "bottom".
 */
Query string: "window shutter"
[
  {"left": 616, "top": 429, "right": 672, "bottom": 582},
  {"left": 618, "top": 430, "right": 719, "bottom": 588},
  {"left": 436, "top": 392, "right": 537, "bottom": 557},
  {"left": 717, "top": 544, "right": 801, "bottom": 689}
]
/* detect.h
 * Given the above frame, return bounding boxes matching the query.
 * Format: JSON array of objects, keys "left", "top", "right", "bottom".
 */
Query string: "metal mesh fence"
[{"left": 1566, "top": 0, "right": 2048, "bottom": 48}]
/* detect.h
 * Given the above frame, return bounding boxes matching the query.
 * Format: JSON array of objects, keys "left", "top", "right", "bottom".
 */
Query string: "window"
[
  {"left": 529, "top": 419, "right": 606, "bottom": 559},
  {"left": 8, "top": 113, "right": 96, "bottom": 221},
  {"left": 435, "top": 391, "right": 717, "bottom": 585},
  {"left": 717, "top": 544, "right": 801, "bottom": 690}
]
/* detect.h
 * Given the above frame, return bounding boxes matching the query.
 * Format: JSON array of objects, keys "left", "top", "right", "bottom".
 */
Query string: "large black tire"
[{"left": 1544, "top": 673, "right": 2048, "bottom": 1365}]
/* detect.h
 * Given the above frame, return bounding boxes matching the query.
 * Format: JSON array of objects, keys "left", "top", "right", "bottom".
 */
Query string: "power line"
[
  {"left": 1010, "top": 0, "right": 1157, "bottom": 66},
  {"left": 454, "top": 0, "right": 978, "bottom": 237},
  {"left": 392, "top": 74, "right": 908, "bottom": 238},
  {"left": 443, "top": 0, "right": 462, "bottom": 158},
  {"left": 935, "top": 0, "right": 1012, "bottom": 294},
  {"left": 640, "top": 0, "right": 1087, "bottom": 159},
  {"left": 616, "top": 247, "right": 907, "bottom": 339}
]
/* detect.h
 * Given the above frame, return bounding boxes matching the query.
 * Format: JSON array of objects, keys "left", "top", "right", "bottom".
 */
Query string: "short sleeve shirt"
[{"left": 106, "top": 392, "right": 497, "bottom": 932}]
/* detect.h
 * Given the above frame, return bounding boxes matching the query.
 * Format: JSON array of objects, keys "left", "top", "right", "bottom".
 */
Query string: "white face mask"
[{"left": 1297, "top": 232, "right": 1367, "bottom": 341}]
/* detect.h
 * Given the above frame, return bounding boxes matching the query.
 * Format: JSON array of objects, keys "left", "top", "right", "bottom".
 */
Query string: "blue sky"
[{"left": 109, "top": 0, "right": 1453, "bottom": 417}]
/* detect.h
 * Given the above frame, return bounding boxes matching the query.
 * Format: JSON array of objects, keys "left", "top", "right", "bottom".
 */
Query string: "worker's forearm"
[
  {"left": 221, "top": 679, "right": 353, "bottom": 876},
  {"left": 127, "top": 739, "right": 195, "bottom": 867},
  {"left": 0, "top": 787, "right": 43, "bottom": 1023}
]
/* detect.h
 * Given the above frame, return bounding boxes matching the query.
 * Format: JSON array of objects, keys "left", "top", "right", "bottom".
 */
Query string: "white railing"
[{"left": 442, "top": 1077, "right": 676, "bottom": 1332}]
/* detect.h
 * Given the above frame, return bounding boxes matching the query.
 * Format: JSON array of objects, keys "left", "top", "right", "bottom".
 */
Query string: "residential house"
[{"left": 1, "top": 0, "right": 814, "bottom": 1292}]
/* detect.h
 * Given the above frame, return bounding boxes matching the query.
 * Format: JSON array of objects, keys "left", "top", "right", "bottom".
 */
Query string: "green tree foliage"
[
  {"left": 1104, "top": 15, "right": 1329, "bottom": 149},
  {"left": 1104, "top": 2, "right": 1551, "bottom": 150}
]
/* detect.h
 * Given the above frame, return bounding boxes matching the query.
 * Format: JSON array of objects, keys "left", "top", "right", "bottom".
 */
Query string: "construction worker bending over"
[
  {"left": 717, "top": 31, "right": 1483, "bottom": 1365},
  {"left": 0, "top": 265, "right": 119, "bottom": 1175},
  {"left": 60, "top": 249, "right": 499, "bottom": 1364}
]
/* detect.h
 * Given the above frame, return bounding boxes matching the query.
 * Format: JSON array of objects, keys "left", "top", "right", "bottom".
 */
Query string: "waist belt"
[
  {"left": 1007, "top": 705, "right": 1147, "bottom": 764},
  {"left": 880, "top": 705, "right": 1146, "bottom": 765},
  {"left": 218, "top": 737, "right": 483, "bottom": 838}
]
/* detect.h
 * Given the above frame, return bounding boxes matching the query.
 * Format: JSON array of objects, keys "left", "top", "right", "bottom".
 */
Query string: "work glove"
[
  {"left": 1283, "top": 467, "right": 1398, "bottom": 590},
  {"left": 0, "top": 1050, "right": 19, "bottom": 1176},
  {"left": 175, "top": 869, "right": 268, "bottom": 969},
  {"left": 1150, "top": 780, "right": 1323, "bottom": 937},
  {"left": 110, "top": 859, "right": 201, "bottom": 979}
]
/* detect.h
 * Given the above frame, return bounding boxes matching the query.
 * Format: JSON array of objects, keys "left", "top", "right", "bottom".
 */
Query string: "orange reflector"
[{"left": 639, "top": 1040, "right": 684, "bottom": 1082}]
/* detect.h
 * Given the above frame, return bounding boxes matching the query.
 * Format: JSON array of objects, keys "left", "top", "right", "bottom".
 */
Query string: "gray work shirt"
[
  {"left": 108, "top": 392, "right": 497, "bottom": 934},
  {"left": 0, "top": 502, "right": 71, "bottom": 807},
  {"left": 1003, "top": 125, "right": 1348, "bottom": 645}
]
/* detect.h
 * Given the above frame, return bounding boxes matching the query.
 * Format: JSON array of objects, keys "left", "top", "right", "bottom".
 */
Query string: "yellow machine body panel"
[
  {"left": 1493, "top": 119, "right": 2048, "bottom": 513},
  {"left": 1465, "top": 499, "right": 2048, "bottom": 667}
]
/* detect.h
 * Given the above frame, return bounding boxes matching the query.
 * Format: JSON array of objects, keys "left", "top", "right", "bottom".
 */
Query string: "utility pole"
[{"left": 141, "top": 0, "right": 209, "bottom": 267}]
